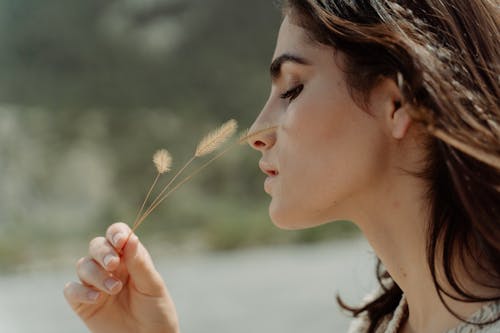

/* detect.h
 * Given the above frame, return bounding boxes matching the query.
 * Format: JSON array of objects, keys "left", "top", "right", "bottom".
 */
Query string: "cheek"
[
  {"left": 270, "top": 91, "right": 389, "bottom": 227},
  {"left": 283, "top": 76, "right": 351, "bottom": 144}
]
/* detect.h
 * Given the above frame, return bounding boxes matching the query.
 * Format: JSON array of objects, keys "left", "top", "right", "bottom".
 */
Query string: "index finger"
[{"left": 105, "top": 222, "right": 132, "bottom": 250}]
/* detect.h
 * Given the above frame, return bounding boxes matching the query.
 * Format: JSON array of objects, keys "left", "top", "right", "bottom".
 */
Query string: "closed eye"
[{"left": 280, "top": 84, "right": 304, "bottom": 102}]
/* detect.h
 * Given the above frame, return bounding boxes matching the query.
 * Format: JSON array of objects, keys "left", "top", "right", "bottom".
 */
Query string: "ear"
[
  {"left": 391, "top": 104, "right": 412, "bottom": 139},
  {"left": 369, "top": 77, "right": 413, "bottom": 140}
]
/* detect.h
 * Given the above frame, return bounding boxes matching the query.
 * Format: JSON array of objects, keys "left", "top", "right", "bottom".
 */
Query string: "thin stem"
[{"left": 132, "top": 172, "right": 160, "bottom": 228}]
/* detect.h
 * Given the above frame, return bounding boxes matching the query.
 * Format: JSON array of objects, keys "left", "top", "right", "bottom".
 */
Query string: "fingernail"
[
  {"left": 105, "top": 278, "right": 121, "bottom": 292},
  {"left": 103, "top": 254, "right": 116, "bottom": 267},
  {"left": 112, "top": 232, "right": 125, "bottom": 246},
  {"left": 87, "top": 290, "right": 100, "bottom": 301}
]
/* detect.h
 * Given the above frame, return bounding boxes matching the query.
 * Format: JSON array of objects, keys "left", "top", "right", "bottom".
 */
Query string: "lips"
[
  {"left": 259, "top": 160, "right": 279, "bottom": 195},
  {"left": 259, "top": 160, "right": 279, "bottom": 177}
]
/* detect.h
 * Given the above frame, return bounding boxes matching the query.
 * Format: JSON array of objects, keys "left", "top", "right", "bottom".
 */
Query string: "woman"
[{"left": 63, "top": 1, "right": 500, "bottom": 332}]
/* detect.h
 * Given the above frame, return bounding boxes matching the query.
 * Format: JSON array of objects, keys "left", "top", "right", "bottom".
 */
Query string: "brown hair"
[{"left": 282, "top": 0, "right": 500, "bottom": 331}]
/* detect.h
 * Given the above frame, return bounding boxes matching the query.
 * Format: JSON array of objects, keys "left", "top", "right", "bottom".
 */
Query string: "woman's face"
[{"left": 249, "top": 16, "right": 393, "bottom": 230}]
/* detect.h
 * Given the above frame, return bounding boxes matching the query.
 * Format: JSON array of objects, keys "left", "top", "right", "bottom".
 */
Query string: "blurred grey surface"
[{"left": 0, "top": 237, "right": 376, "bottom": 333}]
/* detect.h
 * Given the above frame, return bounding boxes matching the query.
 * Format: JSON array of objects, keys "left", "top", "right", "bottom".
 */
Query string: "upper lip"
[{"left": 259, "top": 159, "right": 279, "bottom": 177}]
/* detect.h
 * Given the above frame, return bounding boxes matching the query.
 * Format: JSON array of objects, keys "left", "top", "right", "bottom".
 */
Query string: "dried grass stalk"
[
  {"left": 119, "top": 121, "right": 282, "bottom": 253},
  {"left": 119, "top": 126, "right": 286, "bottom": 256},
  {"left": 134, "top": 142, "right": 235, "bottom": 228},
  {"left": 133, "top": 125, "right": 279, "bottom": 229},
  {"left": 126, "top": 120, "right": 240, "bottom": 240}
]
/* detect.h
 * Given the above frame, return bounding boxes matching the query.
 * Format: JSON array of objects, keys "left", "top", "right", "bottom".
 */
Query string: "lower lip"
[{"left": 264, "top": 176, "right": 276, "bottom": 194}]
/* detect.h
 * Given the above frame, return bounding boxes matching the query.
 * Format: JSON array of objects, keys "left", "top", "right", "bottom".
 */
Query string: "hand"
[{"left": 64, "top": 222, "right": 179, "bottom": 333}]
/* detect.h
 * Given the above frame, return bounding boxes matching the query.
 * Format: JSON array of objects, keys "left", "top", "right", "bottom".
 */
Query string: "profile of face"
[{"left": 249, "top": 16, "right": 410, "bottom": 230}]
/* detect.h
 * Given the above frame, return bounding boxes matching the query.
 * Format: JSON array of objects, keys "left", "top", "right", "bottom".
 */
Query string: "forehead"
[
  {"left": 272, "top": 15, "right": 341, "bottom": 72},
  {"left": 273, "top": 16, "right": 315, "bottom": 58}
]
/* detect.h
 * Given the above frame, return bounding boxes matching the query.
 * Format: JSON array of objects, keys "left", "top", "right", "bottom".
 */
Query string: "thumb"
[{"left": 122, "top": 233, "right": 166, "bottom": 297}]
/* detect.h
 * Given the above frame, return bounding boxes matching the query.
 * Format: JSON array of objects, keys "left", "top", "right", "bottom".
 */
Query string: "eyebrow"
[{"left": 269, "top": 53, "right": 310, "bottom": 81}]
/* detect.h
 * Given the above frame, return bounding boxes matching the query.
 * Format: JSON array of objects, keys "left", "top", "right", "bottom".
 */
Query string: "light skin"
[
  {"left": 64, "top": 16, "right": 490, "bottom": 333},
  {"left": 63, "top": 223, "right": 179, "bottom": 333}
]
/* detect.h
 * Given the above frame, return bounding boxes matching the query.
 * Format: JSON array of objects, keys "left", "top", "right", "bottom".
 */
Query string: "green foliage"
[
  {"left": 0, "top": 0, "right": 361, "bottom": 270},
  {"left": 0, "top": 0, "right": 280, "bottom": 113}
]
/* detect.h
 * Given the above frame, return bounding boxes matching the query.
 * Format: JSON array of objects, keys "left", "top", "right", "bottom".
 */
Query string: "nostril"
[{"left": 253, "top": 140, "right": 266, "bottom": 148}]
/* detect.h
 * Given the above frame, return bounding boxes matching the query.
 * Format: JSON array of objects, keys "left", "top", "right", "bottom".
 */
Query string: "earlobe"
[{"left": 392, "top": 104, "right": 412, "bottom": 139}]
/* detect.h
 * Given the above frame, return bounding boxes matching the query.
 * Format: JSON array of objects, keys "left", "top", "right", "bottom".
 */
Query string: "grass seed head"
[
  {"left": 195, "top": 119, "right": 238, "bottom": 157},
  {"left": 153, "top": 149, "right": 172, "bottom": 174}
]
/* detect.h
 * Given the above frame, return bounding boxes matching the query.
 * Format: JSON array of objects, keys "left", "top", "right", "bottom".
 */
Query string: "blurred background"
[{"left": 0, "top": 0, "right": 375, "bottom": 332}]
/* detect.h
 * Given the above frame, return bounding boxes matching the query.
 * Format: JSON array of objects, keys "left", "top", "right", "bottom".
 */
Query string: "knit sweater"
[{"left": 347, "top": 293, "right": 500, "bottom": 333}]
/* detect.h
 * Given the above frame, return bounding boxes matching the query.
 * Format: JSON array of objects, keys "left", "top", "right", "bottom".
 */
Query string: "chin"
[
  {"left": 268, "top": 198, "right": 351, "bottom": 230},
  {"left": 269, "top": 203, "right": 324, "bottom": 230}
]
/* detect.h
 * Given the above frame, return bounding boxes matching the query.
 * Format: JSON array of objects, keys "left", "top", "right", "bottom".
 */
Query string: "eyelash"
[{"left": 280, "top": 84, "right": 304, "bottom": 102}]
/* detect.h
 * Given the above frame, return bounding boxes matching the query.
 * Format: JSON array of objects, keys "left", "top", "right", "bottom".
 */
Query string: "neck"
[{"left": 354, "top": 172, "right": 490, "bottom": 333}]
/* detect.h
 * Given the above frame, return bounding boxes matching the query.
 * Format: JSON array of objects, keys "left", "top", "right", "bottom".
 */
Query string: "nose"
[
  {"left": 247, "top": 93, "right": 279, "bottom": 151},
  {"left": 248, "top": 116, "right": 277, "bottom": 152}
]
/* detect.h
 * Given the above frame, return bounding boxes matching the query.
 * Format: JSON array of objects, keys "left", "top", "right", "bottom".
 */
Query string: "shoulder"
[
  {"left": 348, "top": 293, "right": 500, "bottom": 333},
  {"left": 449, "top": 300, "right": 500, "bottom": 333}
]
